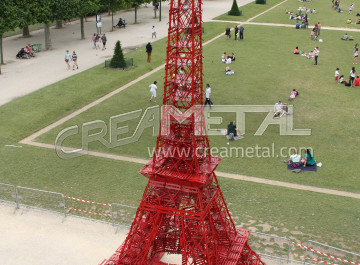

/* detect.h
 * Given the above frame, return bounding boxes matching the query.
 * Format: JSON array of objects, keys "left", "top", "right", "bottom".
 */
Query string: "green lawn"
[
  {"left": 214, "top": 0, "right": 285, "bottom": 22},
  {"left": 0, "top": 136, "right": 359, "bottom": 252},
  {"left": 0, "top": 3, "right": 359, "bottom": 256},
  {"left": 252, "top": 0, "right": 360, "bottom": 28},
  {"left": 37, "top": 24, "right": 360, "bottom": 193}
]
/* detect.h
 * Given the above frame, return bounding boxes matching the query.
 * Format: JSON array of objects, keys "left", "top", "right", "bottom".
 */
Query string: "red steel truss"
[{"left": 104, "top": 0, "right": 265, "bottom": 264}]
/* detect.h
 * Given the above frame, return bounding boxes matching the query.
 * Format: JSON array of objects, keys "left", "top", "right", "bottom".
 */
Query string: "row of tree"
[{"left": 0, "top": 0, "right": 161, "bottom": 73}]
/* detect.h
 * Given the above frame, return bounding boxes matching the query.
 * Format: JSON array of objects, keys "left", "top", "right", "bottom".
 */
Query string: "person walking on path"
[
  {"left": 149, "top": 81, "right": 158, "bottom": 102},
  {"left": 101, "top": 34, "right": 107, "bottom": 50},
  {"left": 314, "top": 46, "right": 319, "bottom": 65},
  {"left": 152, "top": 26, "right": 157, "bottom": 39},
  {"left": 146, "top": 42, "right": 152, "bottom": 63},
  {"left": 65, "top": 50, "right": 71, "bottom": 70},
  {"left": 239, "top": 25, "right": 244, "bottom": 40},
  {"left": 234, "top": 25, "right": 239, "bottom": 40},
  {"left": 204, "top": 84, "right": 213, "bottom": 109},
  {"left": 95, "top": 34, "right": 101, "bottom": 50},
  {"left": 92, "top": 33, "right": 96, "bottom": 49},
  {"left": 72, "top": 51, "right": 78, "bottom": 70}
]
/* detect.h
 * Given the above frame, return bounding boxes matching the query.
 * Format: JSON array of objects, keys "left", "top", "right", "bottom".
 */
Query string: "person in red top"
[{"left": 354, "top": 75, "right": 360, "bottom": 86}]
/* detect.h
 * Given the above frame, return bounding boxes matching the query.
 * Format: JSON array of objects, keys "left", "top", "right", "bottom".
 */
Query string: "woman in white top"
[
  {"left": 354, "top": 48, "right": 358, "bottom": 64},
  {"left": 350, "top": 67, "right": 356, "bottom": 87},
  {"left": 149, "top": 81, "right": 158, "bottom": 102}
]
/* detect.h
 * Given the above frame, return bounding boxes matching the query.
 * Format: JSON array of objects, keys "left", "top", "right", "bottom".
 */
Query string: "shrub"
[
  {"left": 228, "top": 0, "right": 242, "bottom": 16},
  {"left": 110, "top": 40, "right": 126, "bottom": 68},
  {"left": 256, "top": 0, "right": 266, "bottom": 4}
]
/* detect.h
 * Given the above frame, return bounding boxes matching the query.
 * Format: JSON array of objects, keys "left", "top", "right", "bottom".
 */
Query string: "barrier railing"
[
  {"left": 250, "top": 231, "right": 292, "bottom": 263},
  {"left": 0, "top": 182, "right": 17, "bottom": 208},
  {"left": 16, "top": 186, "right": 66, "bottom": 216},
  {"left": 0, "top": 183, "right": 359, "bottom": 265},
  {"left": 104, "top": 58, "right": 133, "bottom": 69},
  {"left": 111, "top": 203, "right": 137, "bottom": 231}
]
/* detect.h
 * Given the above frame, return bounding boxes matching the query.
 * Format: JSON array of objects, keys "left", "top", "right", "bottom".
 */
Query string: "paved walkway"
[{"left": 0, "top": 0, "right": 253, "bottom": 106}]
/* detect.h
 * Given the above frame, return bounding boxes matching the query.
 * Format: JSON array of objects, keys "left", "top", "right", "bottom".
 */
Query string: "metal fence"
[
  {"left": 0, "top": 183, "right": 138, "bottom": 229},
  {"left": 0, "top": 183, "right": 17, "bottom": 207},
  {"left": 1, "top": 183, "right": 359, "bottom": 265},
  {"left": 104, "top": 58, "right": 133, "bottom": 69}
]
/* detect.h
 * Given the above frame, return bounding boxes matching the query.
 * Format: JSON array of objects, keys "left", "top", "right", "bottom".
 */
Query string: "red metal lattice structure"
[{"left": 103, "top": 1, "right": 265, "bottom": 264}]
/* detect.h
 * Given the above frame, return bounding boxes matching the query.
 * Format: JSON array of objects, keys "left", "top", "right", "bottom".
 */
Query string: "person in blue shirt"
[{"left": 64, "top": 50, "right": 71, "bottom": 70}]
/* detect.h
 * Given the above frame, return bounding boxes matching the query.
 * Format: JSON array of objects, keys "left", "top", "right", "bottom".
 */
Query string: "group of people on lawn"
[
  {"left": 221, "top": 52, "right": 236, "bottom": 75},
  {"left": 288, "top": 148, "right": 316, "bottom": 168}
]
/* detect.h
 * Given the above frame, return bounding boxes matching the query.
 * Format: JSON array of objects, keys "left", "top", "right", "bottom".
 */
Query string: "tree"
[
  {"left": 15, "top": 0, "right": 38, "bottom": 37},
  {"left": 228, "top": 0, "right": 242, "bottom": 16},
  {"left": 110, "top": 40, "right": 126, "bottom": 68},
  {"left": 53, "top": 0, "right": 78, "bottom": 29},
  {"left": 0, "top": 0, "right": 19, "bottom": 74},
  {"left": 128, "top": 0, "right": 147, "bottom": 24},
  {"left": 75, "top": 0, "right": 100, "bottom": 39},
  {"left": 35, "top": 0, "right": 77, "bottom": 50}
]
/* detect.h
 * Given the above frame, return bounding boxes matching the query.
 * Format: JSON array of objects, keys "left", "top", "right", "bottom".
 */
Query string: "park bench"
[{"left": 31, "top": 43, "right": 42, "bottom": 53}]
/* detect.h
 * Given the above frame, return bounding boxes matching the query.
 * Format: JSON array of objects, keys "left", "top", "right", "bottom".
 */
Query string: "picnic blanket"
[{"left": 287, "top": 164, "right": 317, "bottom": 172}]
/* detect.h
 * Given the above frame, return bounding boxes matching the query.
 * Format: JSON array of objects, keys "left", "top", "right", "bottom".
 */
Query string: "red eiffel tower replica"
[{"left": 104, "top": 0, "right": 265, "bottom": 264}]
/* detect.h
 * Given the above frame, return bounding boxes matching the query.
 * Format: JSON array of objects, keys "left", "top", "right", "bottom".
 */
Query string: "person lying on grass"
[
  {"left": 301, "top": 149, "right": 316, "bottom": 167},
  {"left": 225, "top": 66, "right": 234, "bottom": 75},
  {"left": 289, "top": 89, "right": 299, "bottom": 100}
]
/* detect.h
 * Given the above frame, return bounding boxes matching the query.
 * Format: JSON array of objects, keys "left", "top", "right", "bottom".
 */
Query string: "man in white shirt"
[
  {"left": 204, "top": 84, "right": 212, "bottom": 109},
  {"left": 152, "top": 26, "right": 157, "bottom": 39},
  {"left": 273, "top": 100, "right": 283, "bottom": 117},
  {"left": 149, "top": 81, "right": 157, "bottom": 102},
  {"left": 288, "top": 149, "right": 302, "bottom": 168},
  {"left": 314, "top": 46, "right": 319, "bottom": 65}
]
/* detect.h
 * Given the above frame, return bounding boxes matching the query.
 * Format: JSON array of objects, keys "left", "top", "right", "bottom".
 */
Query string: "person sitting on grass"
[
  {"left": 226, "top": 121, "right": 242, "bottom": 140},
  {"left": 339, "top": 75, "right": 345, "bottom": 84},
  {"left": 294, "top": 46, "right": 300, "bottom": 54},
  {"left": 225, "top": 57, "right": 232, "bottom": 64},
  {"left": 289, "top": 89, "right": 299, "bottom": 100},
  {"left": 296, "top": 21, "right": 300, "bottom": 29},
  {"left": 347, "top": 18, "right": 352, "bottom": 24},
  {"left": 354, "top": 75, "right": 360, "bottom": 86},
  {"left": 301, "top": 149, "right": 316, "bottom": 167},
  {"left": 342, "top": 33, "right": 349, "bottom": 40},
  {"left": 221, "top": 52, "right": 226, "bottom": 63},
  {"left": 227, "top": 53, "right": 236, "bottom": 61},
  {"left": 280, "top": 103, "right": 288, "bottom": 117},
  {"left": 356, "top": 19, "right": 360, "bottom": 24},
  {"left": 225, "top": 66, "right": 235, "bottom": 75},
  {"left": 288, "top": 149, "right": 302, "bottom": 168},
  {"left": 301, "top": 21, "right": 306, "bottom": 28},
  {"left": 273, "top": 100, "right": 283, "bottom": 118}
]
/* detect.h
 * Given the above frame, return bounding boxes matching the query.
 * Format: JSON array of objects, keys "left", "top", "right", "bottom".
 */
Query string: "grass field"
[
  {"left": 214, "top": 0, "right": 285, "bottom": 21},
  {"left": 1, "top": 2, "right": 359, "bottom": 255},
  {"left": 252, "top": 0, "right": 360, "bottom": 28},
  {"left": 36, "top": 24, "right": 360, "bottom": 193}
]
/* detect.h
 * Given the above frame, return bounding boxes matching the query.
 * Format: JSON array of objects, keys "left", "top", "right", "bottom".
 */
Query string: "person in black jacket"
[{"left": 146, "top": 42, "right": 152, "bottom": 63}]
